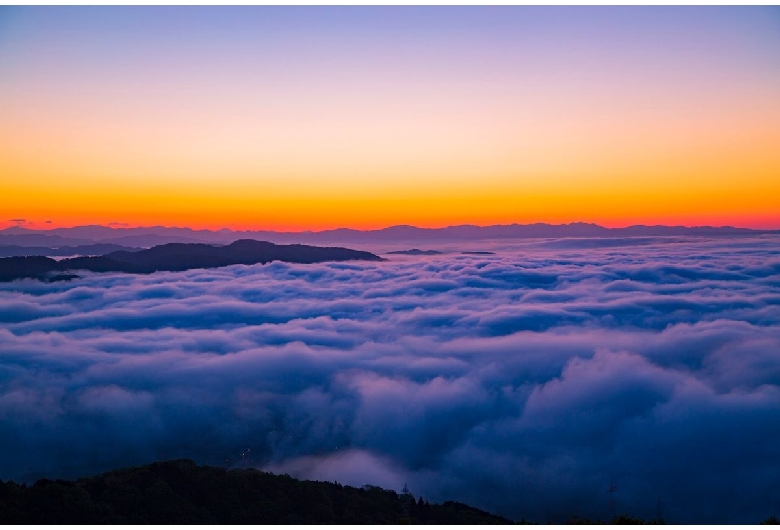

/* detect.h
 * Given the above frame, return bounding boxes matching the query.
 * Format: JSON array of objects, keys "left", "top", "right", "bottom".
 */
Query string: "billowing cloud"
[{"left": 1, "top": 236, "right": 779, "bottom": 523}]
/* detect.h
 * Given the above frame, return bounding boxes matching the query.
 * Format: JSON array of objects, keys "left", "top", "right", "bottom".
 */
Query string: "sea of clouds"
[{"left": 1, "top": 236, "right": 780, "bottom": 523}]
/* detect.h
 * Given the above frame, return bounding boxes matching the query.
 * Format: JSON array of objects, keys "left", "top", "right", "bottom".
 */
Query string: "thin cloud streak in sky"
[{"left": 0, "top": 236, "right": 779, "bottom": 522}]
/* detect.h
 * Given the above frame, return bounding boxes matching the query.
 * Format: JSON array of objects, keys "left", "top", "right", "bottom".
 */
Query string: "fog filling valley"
[{"left": 1, "top": 236, "right": 780, "bottom": 523}]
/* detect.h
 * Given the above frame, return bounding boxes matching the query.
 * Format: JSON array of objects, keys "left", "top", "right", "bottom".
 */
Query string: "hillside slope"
[{"left": 0, "top": 460, "right": 513, "bottom": 524}]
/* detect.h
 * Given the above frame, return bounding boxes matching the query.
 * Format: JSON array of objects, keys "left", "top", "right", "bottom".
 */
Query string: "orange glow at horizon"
[
  {"left": 2, "top": 84, "right": 778, "bottom": 231},
  {"left": 3, "top": 182, "right": 780, "bottom": 232}
]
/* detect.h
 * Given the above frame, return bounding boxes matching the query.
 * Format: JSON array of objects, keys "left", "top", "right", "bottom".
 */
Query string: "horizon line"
[{"left": 3, "top": 221, "right": 780, "bottom": 234}]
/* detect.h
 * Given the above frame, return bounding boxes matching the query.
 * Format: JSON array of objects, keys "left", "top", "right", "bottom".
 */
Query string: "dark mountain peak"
[
  {"left": 386, "top": 249, "right": 443, "bottom": 256},
  {"left": 567, "top": 221, "right": 601, "bottom": 227},
  {"left": 225, "top": 239, "right": 276, "bottom": 249},
  {"left": 384, "top": 224, "right": 425, "bottom": 230}
]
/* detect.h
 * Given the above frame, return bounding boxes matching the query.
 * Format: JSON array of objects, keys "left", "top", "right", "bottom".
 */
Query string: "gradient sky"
[{"left": 1, "top": 6, "right": 779, "bottom": 230}]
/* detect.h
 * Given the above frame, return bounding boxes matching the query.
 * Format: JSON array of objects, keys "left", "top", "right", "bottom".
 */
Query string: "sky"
[
  {"left": 1, "top": 6, "right": 779, "bottom": 231},
  {"left": 2, "top": 236, "right": 780, "bottom": 523}
]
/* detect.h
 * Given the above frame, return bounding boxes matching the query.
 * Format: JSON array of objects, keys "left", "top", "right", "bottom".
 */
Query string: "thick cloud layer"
[{"left": 1, "top": 236, "right": 779, "bottom": 523}]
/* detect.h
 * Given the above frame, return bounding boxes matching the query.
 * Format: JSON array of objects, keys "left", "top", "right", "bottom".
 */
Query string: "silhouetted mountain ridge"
[
  {"left": 0, "top": 240, "right": 381, "bottom": 282},
  {"left": 2, "top": 223, "right": 776, "bottom": 248}
]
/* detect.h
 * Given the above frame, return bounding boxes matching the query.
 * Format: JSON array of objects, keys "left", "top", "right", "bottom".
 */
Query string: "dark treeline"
[
  {"left": 0, "top": 460, "right": 510, "bottom": 524},
  {"left": 2, "top": 460, "right": 777, "bottom": 524}
]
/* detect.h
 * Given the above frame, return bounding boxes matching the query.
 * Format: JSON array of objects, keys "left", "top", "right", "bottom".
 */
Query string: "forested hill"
[
  {"left": 0, "top": 239, "right": 382, "bottom": 282},
  {"left": 0, "top": 460, "right": 513, "bottom": 524},
  {"left": 3, "top": 460, "right": 778, "bottom": 524}
]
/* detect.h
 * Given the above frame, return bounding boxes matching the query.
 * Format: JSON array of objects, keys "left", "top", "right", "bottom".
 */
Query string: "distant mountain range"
[
  {"left": 0, "top": 243, "right": 141, "bottom": 258},
  {"left": 1, "top": 223, "right": 776, "bottom": 249},
  {"left": 0, "top": 240, "right": 381, "bottom": 282}
]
